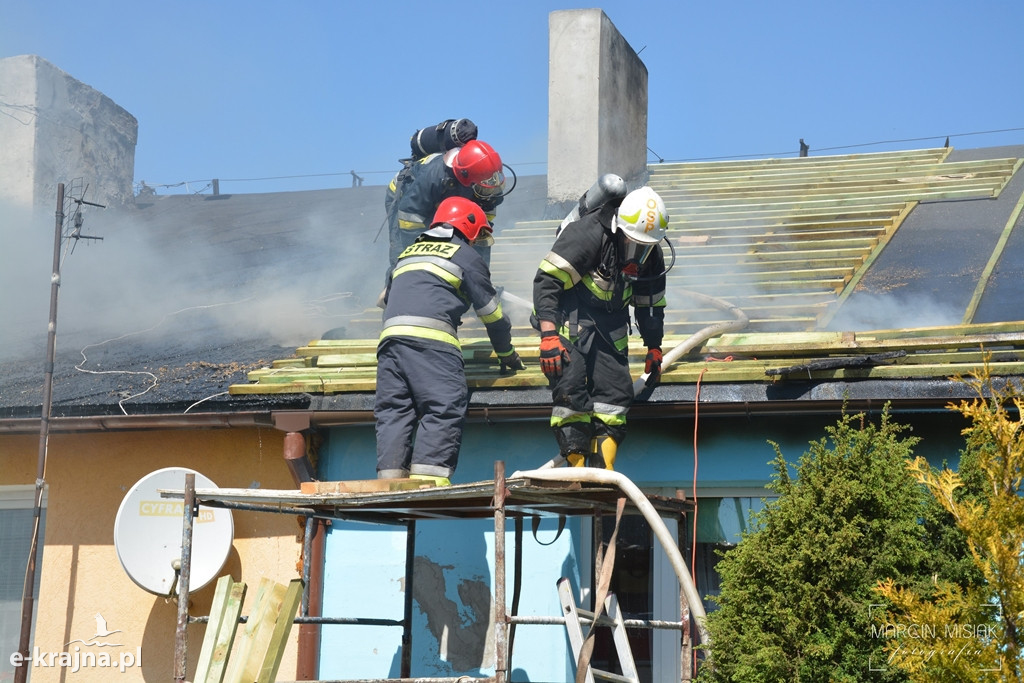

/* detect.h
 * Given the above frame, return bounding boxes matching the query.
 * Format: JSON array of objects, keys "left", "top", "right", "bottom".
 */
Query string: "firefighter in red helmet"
[
  {"left": 375, "top": 196, "right": 524, "bottom": 485},
  {"left": 385, "top": 138, "right": 506, "bottom": 269}
]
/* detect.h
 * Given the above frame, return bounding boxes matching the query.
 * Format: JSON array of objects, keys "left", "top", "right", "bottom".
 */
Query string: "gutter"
[{"left": 0, "top": 384, "right": 974, "bottom": 436}]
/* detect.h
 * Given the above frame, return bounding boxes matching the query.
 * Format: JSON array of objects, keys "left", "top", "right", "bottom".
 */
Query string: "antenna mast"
[{"left": 15, "top": 181, "right": 105, "bottom": 683}]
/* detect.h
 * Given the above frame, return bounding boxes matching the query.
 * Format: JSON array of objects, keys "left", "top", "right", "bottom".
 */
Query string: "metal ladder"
[{"left": 557, "top": 577, "right": 639, "bottom": 683}]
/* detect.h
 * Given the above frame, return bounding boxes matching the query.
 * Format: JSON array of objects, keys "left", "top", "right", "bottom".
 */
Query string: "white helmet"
[
  {"left": 614, "top": 186, "right": 668, "bottom": 242},
  {"left": 614, "top": 187, "right": 668, "bottom": 274}
]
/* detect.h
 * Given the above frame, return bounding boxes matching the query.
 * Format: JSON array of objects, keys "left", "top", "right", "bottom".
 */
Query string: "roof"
[
  {"left": 232, "top": 145, "right": 1024, "bottom": 411},
  {"left": 2, "top": 145, "right": 1023, "bottom": 429}
]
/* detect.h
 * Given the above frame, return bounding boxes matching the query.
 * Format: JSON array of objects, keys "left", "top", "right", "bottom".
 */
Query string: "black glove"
[{"left": 499, "top": 349, "right": 526, "bottom": 374}]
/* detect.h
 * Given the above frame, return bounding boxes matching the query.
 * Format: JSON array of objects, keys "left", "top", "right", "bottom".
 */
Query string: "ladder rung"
[
  {"left": 592, "top": 669, "right": 638, "bottom": 683},
  {"left": 574, "top": 607, "right": 619, "bottom": 626},
  {"left": 557, "top": 577, "right": 640, "bottom": 683}
]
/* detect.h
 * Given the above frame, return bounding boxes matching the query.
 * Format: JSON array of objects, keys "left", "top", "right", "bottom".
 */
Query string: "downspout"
[{"left": 283, "top": 432, "right": 323, "bottom": 680}]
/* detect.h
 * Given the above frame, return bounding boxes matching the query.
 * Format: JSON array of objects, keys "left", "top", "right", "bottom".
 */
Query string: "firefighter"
[
  {"left": 375, "top": 196, "right": 524, "bottom": 485},
  {"left": 384, "top": 139, "right": 506, "bottom": 269},
  {"left": 532, "top": 186, "right": 669, "bottom": 470}
]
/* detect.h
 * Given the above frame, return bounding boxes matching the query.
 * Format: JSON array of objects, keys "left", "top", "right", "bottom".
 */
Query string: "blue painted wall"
[{"left": 316, "top": 407, "right": 968, "bottom": 679}]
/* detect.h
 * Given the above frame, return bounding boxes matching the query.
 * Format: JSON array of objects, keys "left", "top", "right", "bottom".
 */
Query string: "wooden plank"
[
  {"left": 300, "top": 479, "right": 438, "bottom": 494},
  {"left": 201, "top": 579, "right": 247, "bottom": 683},
  {"left": 256, "top": 579, "right": 304, "bottom": 683},
  {"left": 228, "top": 578, "right": 287, "bottom": 683},
  {"left": 194, "top": 575, "right": 232, "bottom": 683},
  {"left": 224, "top": 578, "right": 282, "bottom": 683}
]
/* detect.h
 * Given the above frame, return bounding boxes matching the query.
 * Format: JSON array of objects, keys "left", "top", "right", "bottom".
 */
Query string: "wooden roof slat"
[{"left": 231, "top": 147, "right": 1024, "bottom": 396}]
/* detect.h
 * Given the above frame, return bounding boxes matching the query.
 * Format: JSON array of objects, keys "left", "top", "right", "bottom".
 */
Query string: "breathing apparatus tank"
[{"left": 556, "top": 173, "right": 628, "bottom": 237}]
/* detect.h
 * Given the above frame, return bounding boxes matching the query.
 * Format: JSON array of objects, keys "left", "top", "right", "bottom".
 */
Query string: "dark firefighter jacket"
[
  {"left": 533, "top": 203, "right": 666, "bottom": 353},
  {"left": 386, "top": 153, "right": 503, "bottom": 234},
  {"left": 380, "top": 230, "right": 515, "bottom": 358}
]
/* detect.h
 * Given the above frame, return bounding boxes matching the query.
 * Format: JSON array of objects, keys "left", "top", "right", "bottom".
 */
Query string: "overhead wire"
[
  {"left": 137, "top": 126, "right": 1024, "bottom": 194},
  {"left": 650, "top": 126, "right": 1024, "bottom": 163}
]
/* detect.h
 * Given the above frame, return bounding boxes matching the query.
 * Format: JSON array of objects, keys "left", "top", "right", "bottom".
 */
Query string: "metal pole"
[
  {"left": 14, "top": 183, "right": 65, "bottom": 683},
  {"left": 174, "top": 473, "right": 196, "bottom": 682},
  {"left": 493, "top": 461, "right": 507, "bottom": 683},
  {"left": 401, "top": 519, "right": 415, "bottom": 678}
]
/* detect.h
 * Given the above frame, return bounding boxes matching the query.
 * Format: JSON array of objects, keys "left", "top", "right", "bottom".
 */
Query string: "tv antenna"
[{"left": 63, "top": 179, "right": 105, "bottom": 255}]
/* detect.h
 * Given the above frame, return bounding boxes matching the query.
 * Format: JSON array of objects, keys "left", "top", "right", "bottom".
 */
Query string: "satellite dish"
[{"left": 114, "top": 467, "right": 233, "bottom": 595}]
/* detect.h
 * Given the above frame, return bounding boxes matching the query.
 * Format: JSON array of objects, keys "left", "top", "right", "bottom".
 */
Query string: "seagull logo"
[{"left": 65, "top": 613, "right": 123, "bottom": 647}]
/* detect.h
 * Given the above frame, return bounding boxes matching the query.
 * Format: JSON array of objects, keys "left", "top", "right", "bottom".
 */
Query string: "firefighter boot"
[
  {"left": 410, "top": 473, "right": 451, "bottom": 487},
  {"left": 566, "top": 452, "right": 588, "bottom": 467},
  {"left": 588, "top": 435, "right": 618, "bottom": 470}
]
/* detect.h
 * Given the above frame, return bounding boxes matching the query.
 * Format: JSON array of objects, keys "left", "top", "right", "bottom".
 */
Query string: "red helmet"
[
  {"left": 431, "top": 196, "right": 493, "bottom": 244},
  {"left": 451, "top": 140, "right": 503, "bottom": 187}
]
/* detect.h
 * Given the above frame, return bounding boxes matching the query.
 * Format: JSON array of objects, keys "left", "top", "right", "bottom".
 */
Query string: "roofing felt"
[{"left": 3, "top": 146, "right": 1023, "bottom": 424}]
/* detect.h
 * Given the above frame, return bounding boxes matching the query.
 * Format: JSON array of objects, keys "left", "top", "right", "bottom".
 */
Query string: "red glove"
[
  {"left": 539, "top": 331, "right": 570, "bottom": 379},
  {"left": 644, "top": 347, "right": 663, "bottom": 388}
]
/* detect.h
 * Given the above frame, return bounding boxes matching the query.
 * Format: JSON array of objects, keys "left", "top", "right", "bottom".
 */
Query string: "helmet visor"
[
  {"left": 473, "top": 226, "right": 495, "bottom": 247},
  {"left": 622, "top": 235, "right": 656, "bottom": 266},
  {"left": 473, "top": 170, "right": 506, "bottom": 198}
]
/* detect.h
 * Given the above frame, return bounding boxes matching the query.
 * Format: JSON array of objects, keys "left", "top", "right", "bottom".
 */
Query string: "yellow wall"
[{"left": 0, "top": 426, "right": 304, "bottom": 682}]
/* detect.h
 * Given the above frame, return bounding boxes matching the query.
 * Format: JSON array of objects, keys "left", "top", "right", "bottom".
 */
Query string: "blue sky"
[{"left": 2, "top": 1, "right": 1022, "bottom": 195}]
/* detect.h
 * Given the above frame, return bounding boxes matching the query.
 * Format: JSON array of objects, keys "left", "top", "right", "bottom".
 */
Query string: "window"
[
  {"left": 690, "top": 495, "right": 768, "bottom": 613},
  {"left": 581, "top": 493, "right": 770, "bottom": 682},
  {"left": 0, "top": 487, "right": 46, "bottom": 680}
]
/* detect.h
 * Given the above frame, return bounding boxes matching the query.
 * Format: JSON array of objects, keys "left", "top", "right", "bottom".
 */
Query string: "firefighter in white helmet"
[{"left": 532, "top": 185, "right": 669, "bottom": 470}]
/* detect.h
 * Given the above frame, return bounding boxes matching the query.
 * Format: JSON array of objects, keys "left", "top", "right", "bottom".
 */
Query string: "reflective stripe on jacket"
[{"left": 380, "top": 234, "right": 513, "bottom": 355}]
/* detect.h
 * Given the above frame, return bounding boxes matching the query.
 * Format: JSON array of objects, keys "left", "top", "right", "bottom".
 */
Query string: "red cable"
[
  {"left": 691, "top": 367, "right": 706, "bottom": 675},
  {"left": 691, "top": 355, "right": 735, "bottom": 674}
]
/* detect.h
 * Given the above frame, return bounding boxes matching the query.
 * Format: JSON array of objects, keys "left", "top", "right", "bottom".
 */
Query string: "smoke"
[
  {"left": 0, "top": 201, "right": 55, "bottom": 359},
  {"left": 826, "top": 291, "right": 962, "bottom": 331},
  {"left": 0, "top": 191, "right": 388, "bottom": 365}
]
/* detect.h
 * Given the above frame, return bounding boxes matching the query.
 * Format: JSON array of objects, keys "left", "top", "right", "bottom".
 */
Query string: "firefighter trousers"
[
  {"left": 375, "top": 340, "right": 467, "bottom": 479},
  {"left": 547, "top": 328, "right": 632, "bottom": 457}
]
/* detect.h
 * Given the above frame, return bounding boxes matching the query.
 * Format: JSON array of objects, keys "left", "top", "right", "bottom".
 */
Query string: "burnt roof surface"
[
  {"left": 0, "top": 175, "right": 550, "bottom": 420},
  {"left": 3, "top": 148, "right": 1024, "bottom": 423},
  {"left": 836, "top": 145, "right": 1024, "bottom": 327}
]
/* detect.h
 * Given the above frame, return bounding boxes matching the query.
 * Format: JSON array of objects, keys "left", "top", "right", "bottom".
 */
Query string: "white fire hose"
[
  {"left": 631, "top": 289, "right": 750, "bottom": 395},
  {"left": 541, "top": 290, "right": 749, "bottom": 471},
  {"left": 509, "top": 466, "right": 711, "bottom": 646},
  {"left": 522, "top": 292, "right": 750, "bottom": 647}
]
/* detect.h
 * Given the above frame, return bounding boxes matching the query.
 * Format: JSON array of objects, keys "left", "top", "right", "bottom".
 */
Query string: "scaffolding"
[{"left": 165, "top": 461, "right": 698, "bottom": 682}]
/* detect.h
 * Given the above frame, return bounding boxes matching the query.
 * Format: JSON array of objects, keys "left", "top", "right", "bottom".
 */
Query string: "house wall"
[
  {"left": 316, "top": 407, "right": 970, "bottom": 680},
  {"left": 0, "top": 427, "right": 302, "bottom": 682}
]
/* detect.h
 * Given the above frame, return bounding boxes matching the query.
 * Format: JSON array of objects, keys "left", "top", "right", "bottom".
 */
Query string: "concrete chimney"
[
  {"left": 0, "top": 55, "right": 138, "bottom": 211},
  {"left": 547, "top": 9, "right": 649, "bottom": 204}
]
